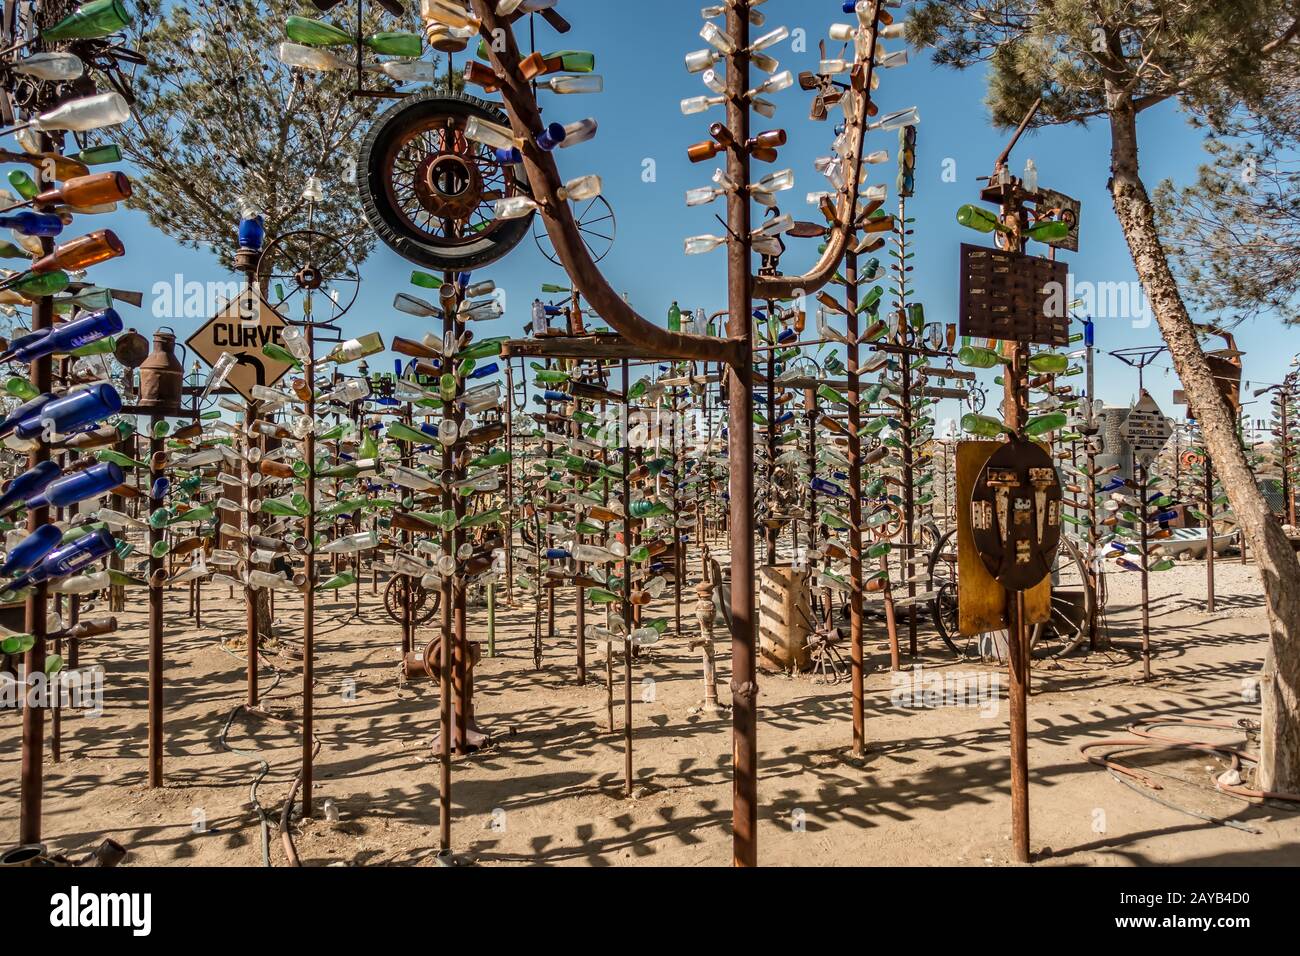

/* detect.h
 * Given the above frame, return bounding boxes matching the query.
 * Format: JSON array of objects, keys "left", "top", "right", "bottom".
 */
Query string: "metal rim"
[
  {"left": 532, "top": 194, "right": 616, "bottom": 266},
  {"left": 256, "top": 229, "right": 361, "bottom": 326}
]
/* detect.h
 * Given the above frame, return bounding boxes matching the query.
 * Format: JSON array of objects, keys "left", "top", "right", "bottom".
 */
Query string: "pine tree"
[
  {"left": 123, "top": 0, "right": 433, "bottom": 266},
  {"left": 909, "top": 0, "right": 1300, "bottom": 790},
  {"left": 1153, "top": 71, "right": 1300, "bottom": 324}
]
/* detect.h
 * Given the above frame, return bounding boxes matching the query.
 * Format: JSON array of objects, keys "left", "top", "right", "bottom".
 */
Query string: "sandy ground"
[{"left": 3, "top": 545, "right": 1298, "bottom": 867}]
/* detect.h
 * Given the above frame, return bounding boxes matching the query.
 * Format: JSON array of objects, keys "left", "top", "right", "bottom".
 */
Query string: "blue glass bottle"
[
  {"left": 8, "top": 527, "right": 116, "bottom": 591},
  {"left": 535, "top": 122, "right": 567, "bottom": 151},
  {"left": 2, "top": 307, "right": 123, "bottom": 364},
  {"left": 0, "top": 524, "right": 63, "bottom": 577},
  {"left": 0, "top": 392, "right": 57, "bottom": 437},
  {"left": 0, "top": 460, "right": 60, "bottom": 515},
  {"left": 0, "top": 211, "right": 63, "bottom": 237},
  {"left": 238, "top": 214, "right": 264, "bottom": 251},
  {"left": 14, "top": 383, "right": 121, "bottom": 439},
  {"left": 24, "top": 461, "right": 124, "bottom": 510}
]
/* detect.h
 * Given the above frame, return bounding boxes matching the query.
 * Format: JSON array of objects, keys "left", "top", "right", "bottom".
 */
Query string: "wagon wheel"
[
  {"left": 256, "top": 229, "right": 361, "bottom": 326},
  {"left": 1028, "top": 534, "right": 1094, "bottom": 658},
  {"left": 925, "top": 527, "right": 967, "bottom": 657},
  {"left": 865, "top": 503, "right": 904, "bottom": 541},
  {"left": 384, "top": 575, "right": 440, "bottom": 626},
  {"left": 532, "top": 194, "right": 616, "bottom": 266},
  {"left": 358, "top": 91, "right": 534, "bottom": 271},
  {"left": 926, "top": 528, "right": 1094, "bottom": 661}
]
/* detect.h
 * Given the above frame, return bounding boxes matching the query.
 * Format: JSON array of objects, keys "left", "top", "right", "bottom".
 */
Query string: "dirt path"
[{"left": 3, "top": 556, "right": 1296, "bottom": 866}]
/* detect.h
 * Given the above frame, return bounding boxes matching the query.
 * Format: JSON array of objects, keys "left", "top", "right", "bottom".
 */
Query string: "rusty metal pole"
[
  {"left": 724, "top": 0, "right": 758, "bottom": 868},
  {"left": 438, "top": 276, "right": 454, "bottom": 853},
  {"left": 1007, "top": 588, "right": 1030, "bottom": 862},
  {"left": 621, "top": 360, "right": 634, "bottom": 796},
  {"left": 1204, "top": 455, "right": 1215, "bottom": 614},
  {"left": 18, "top": 182, "right": 55, "bottom": 840},
  {"left": 845, "top": 247, "right": 866, "bottom": 755},
  {"left": 244, "top": 399, "right": 260, "bottom": 706},
  {"left": 998, "top": 190, "right": 1034, "bottom": 864},
  {"left": 1140, "top": 457, "right": 1152, "bottom": 680},
  {"left": 301, "top": 321, "right": 317, "bottom": 818},
  {"left": 148, "top": 417, "right": 165, "bottom": 788},
  {"left": 505, "top": 360, "right": 515, "bottom": 605}
]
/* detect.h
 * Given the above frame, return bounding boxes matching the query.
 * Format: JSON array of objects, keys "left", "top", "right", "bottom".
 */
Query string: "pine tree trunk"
[{"left": 1107, "top": 99, "right": 1300, "bottom": 791}]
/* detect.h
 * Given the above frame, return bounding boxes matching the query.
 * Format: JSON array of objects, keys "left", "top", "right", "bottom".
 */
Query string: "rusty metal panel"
[
  {"left": 959, "top": 244, "right": 1069, "bottom": 347},
  {"left": 956, "top": 441, "right": 1050, "bottom": 637}
]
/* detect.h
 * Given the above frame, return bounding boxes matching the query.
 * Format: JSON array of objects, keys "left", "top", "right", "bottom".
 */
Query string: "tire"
[{"left": 357, "top": 90, "right": 534, "bottom": 271}]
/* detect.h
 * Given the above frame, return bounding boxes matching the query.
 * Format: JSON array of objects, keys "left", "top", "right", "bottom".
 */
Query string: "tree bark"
[{"left": 1107, "top": 97, "right": 1300, "bottom": 791}]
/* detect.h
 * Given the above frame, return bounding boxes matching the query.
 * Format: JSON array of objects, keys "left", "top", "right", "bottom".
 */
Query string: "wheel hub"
[{"left": 415, "top": 151, "right": 484, "bottom": 221}]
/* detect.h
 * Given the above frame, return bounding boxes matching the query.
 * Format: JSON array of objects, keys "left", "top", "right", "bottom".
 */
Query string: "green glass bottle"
[
  {"left": 470, "top": 449, "right": 511, "bottom": 469},
  {"left": 1027, "top": 219, "right": 1070, "bottom": 242},
  {"left": 42, "top": 0, "right": 131, "bottom": 42},
  {"left": 169, "top": 505, "right": 214, "bottom": 525},
  {"left": 957, "top": 345, "right": 1004, "bottom": 369},
  {"left": 550, "top": 50, "right": 596, "bottom": 72},
  {"left": 386, "top": 422, "right": 430, "bottom": 445},
  {"left": 318, "top": 571, "right": 357, "bottom": 591},
  {"left": 1024, "top": 412, "right": 1067, "bottom": 438},
  {"left": 411, "top": 270, "right": 443, "bottom": 289},
  {"left": 817, "top": 384, "right": 848, "bottom": 406},
  {"left": 260, "top": 497, "right": 305, "bottom": 518},
  {"left": 5, "top": 376, "right": 38, "bottom": 401},
  {"left": 8, "top": 170, "right": 37, "bottom": 200},
  {"left": 95, "top": 449, "right": 146, "bottom": 469},
  {"left": 587, "top": 587, "right": 620, "bottom": 604},
  {"left": 961, "top": 413, "right": 1007, "bottom": 438},
  {"left": 285, "top": 15, "right": 352, "bottom": 47},
  {"left": 12, "top": 270, "right": 69, "bottom": 297},
  {"left": 78, "top": 143, "right": 122, "bottom": 166},
  {"left": 263, "top": 342, "right": 300, "bottom": 366},
  {"left": 955, "top": 203, "right": 1005, "bottom": 233},
  {"left": 455, "top": 337, "right": 507, "bottom": 362},
  {"left": 460, "top": 508, "right": 503, "bottom": 529},
  {"left": 366, "top": 31, "right": 422, "bottom": 56},
  {"left": 1027, "top": 351, "right": 1069, "bottom": 375}
]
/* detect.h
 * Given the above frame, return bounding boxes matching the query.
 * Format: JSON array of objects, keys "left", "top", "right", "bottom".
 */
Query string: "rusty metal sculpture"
[{"left": 466, "top": 0, "right": 887, "bottom": 866}]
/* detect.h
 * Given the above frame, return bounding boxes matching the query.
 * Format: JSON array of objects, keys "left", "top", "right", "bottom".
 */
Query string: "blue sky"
[{"left": 88, "top": 0, "right": 1297, "bottom": 433}]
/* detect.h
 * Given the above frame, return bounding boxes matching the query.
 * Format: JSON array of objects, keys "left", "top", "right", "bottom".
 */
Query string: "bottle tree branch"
[
  {"left": 754, "top": 44, "right": 881, "bottom": 302},
  {"left": 471, "top": 1, "right": 880, "bottom": 363},
  {"left": 472, "top": 0, "right": 737, "bottom": 365}
]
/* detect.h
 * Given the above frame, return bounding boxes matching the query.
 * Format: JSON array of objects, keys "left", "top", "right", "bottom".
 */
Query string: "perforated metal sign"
[
  {"left": 958, "top": 244, "right": 1069, "bottom": 346},
  {"left": 970, "top": 437, "right": 1062, "bottom": 592}
]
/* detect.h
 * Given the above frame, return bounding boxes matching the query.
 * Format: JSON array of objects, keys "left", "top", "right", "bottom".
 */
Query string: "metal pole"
[
  {"left": 438, "top": 276, "right": 454, "bottom": 853},
  {"left": 724, "top": 0, "right": 757, "bottom": 868},
  {"left": 1205, "top": 454, "right": 1215, "bottom": 614},
  {"left": 244, "top": 399, "right": 260, "bottom": 706},
  {"left": 148, "top": 417, "right": 164, "bottom": 787},
  {"left": 1008, "top": 589, "right": 1030, "bottom": 863},
  {"left": 845, "top": 247, "right": 865, "bottom": 754},
  {"left": 18, "top": 179, "right": 54, "bottom": 840},
  {"left": 621, "top": 359, "right": 633, "bottom": 797},
  {"left": 504, "top": 360, "right": 515, "bottom": 604},
  {"left": 301, "top": 321, "right": 316, "bottom": 818}
]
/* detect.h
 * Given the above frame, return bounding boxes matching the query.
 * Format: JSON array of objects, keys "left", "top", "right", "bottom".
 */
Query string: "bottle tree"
[
  {"left": 1, "top": 0, "right": 149, "bottom": 843},
  {"left": 459, "top": 0, "right": 894, "bottom": 866}
]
